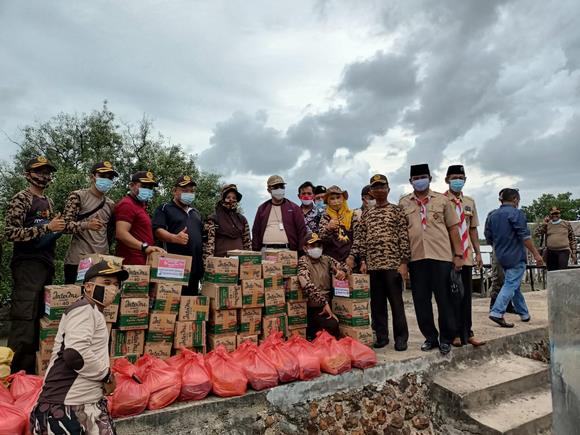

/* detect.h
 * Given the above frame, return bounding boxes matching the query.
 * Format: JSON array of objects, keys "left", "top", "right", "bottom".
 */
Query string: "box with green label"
[
  {"left": 174, "top": 321, "right": 206, "bottom": 349},
  {"left": 208, "top": 307, "right": 238, "bottom": 334},
  {"left": 121, "top": 265, "right": 150, "bottom": 297},
  {"left": 241, "top": 279, "right": 265, "bottom": 308},
  {"left": 332, "top": 297, "right": 370, "bottom": 327},
  {"left": 204, "top": 257, "right": 239, "bottom": 284},
  {"left": 227, "top": 250, "right": 263, "bottom": 265},
  {"left": 263, "top": 249, "right": 298, "bottom": 277},
  {"left": 44, "top": 285, "right": 82, "bottom": 323},
  {"left": 110, "top": 329, "right": 145, "bottom": 357},
  {"left": 201, "top": 283, "right": 241, "bottom": 310},
  {"left": 284, "top": 276, "right": 307, "bottom": 301},
  {"left": 261, "top": 313, "right": 288, "bottom": 338},
  {"left": 286, "top": 301, "right": 307, "bottom": 329},
  {"left": 118, "top": 297, "right": 149, "bottom": 330},
  {"left": 238, "top": 308, "right": 262, "bottom": 335},
  {"left": 147, "top": 252, "right": 192, "bottom": 285},
  {"left": 151, "top": 282, "right": 182, "bottom": 314}
]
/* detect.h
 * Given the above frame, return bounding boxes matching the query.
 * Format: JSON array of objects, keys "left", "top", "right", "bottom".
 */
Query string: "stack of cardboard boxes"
[{"left": 332, "top": 274, "right": 374, "bottom": 346}]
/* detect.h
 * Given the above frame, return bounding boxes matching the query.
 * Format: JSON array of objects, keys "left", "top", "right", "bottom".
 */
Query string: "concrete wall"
[{"left": 548, "top": 269, "right": 580, "bottom": 435}]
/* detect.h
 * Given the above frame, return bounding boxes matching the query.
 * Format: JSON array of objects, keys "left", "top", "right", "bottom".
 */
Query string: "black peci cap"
[{"left": 410, "top": 164, "right": 430, "bottom": 177}]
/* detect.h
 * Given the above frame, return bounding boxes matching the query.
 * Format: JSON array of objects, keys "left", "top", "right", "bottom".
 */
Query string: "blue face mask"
[
  {"left": 315, "top": 199, "right": 325, "bottom": 209},
  {"left": 412, "top": 178, "right": 430, "bottom": 192},
  {"left": 95, "top": 177, "right": 114, "bottom": 193},
  {"left": 180, "top": 192, "right": 195, "bottom": 205},
  {"left": 137, "top": 187, "right": 154, "bottom": 202},
  {"left": 449, "top": 179, "right": 465, "bottom": 193}
]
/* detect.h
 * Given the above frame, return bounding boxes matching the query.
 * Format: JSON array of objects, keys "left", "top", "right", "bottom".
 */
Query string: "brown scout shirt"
[
  {"left": 445, "top": 192, "right": 480, "bottom": 266},
  {"left": 399, "top": 190, "right": 460, "bottom": 263}
]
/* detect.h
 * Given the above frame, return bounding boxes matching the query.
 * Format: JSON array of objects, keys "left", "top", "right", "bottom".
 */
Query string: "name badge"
[{"left": 279, "top": 223, "right": 284, "bottom": 231}]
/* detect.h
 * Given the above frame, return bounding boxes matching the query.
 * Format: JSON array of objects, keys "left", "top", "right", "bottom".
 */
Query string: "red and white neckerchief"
[
  {"left": 446, "top": 192, "right": 469, "bottom": 259},
  {"left": 415, "top": 196, "right": 430, "bottom": 230}
]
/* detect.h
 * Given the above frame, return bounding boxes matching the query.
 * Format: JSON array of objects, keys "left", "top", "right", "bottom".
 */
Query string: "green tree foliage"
[
  {"left": 0, "top": 103, "right": 221, "bottom": 301},
  {"left": 522, "top": 192, "right": 580, "bottom": 223}
]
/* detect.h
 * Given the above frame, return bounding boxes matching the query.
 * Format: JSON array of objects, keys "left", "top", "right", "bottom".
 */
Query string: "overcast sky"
[{"left": 1, "top": 0, "right": 579, "bottom": 226}]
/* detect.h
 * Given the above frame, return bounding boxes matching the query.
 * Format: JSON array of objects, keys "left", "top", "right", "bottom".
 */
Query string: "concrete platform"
[{"left": 116, "top": 290, "right": 550, "bottom": 434}]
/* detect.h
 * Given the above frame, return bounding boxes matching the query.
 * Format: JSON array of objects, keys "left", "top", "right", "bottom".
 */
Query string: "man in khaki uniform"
[
  {"left": 399, "top": 163, "right": 464, "bottom": 355},
  {"left": 534, "top": 206, "right": 577, "bottom": 271},
  {"left": 444, "top": 165, "right": 486, "bottom": 347}
]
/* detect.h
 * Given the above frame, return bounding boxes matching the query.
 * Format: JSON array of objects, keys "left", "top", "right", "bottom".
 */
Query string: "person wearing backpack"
[{"left": 62, "top": 161, "right": 118, "bottom": 284}]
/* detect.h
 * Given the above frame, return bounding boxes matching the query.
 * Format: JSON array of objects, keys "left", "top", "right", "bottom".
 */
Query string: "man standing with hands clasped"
[{"left": 534, "top": 206, "right": 577, "bottom": 271}]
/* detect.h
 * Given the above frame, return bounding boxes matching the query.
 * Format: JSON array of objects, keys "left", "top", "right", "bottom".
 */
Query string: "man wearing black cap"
[
  {"left": 444, "top": 165, "right": 486, "bottom": 347},
  {"left": 350, "top": 174, "right": 411, "bottom": 350},
  {"left": 115, "top": 170, "right": 165, "bottom": 265},
  {"left": 31, "top": 260, "right": 128, "bottom": 435},
  {"left": 4, "top": 156, "right": 66, "bottom": 373},
  {"left": 399, "top": 163, "right": 465, "bottom": 355},
  {"left": 314, "top": 185, "right": 327, "bottom": 214},
  {"left": 153, "top": 175, "right": 204, "bottom": 295},
  {"left": 62, "top": 161, "right": 119, "bottom": 284}
]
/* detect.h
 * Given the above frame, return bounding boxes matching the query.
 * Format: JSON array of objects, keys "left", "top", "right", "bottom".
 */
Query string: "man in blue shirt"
[{"left": 484, "top": 188, "right": 544, "bottom": 327}]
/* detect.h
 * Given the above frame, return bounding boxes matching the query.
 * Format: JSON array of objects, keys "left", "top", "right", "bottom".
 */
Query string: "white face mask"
[
  {"left": 366, "top": 199, "right": 377, "bottom": 208},
  {"left": 271, "top": 188, "right": 285, "bottom": 200},
  {"left": 307, "top": 247, "right": 323, "bottom": 259}
]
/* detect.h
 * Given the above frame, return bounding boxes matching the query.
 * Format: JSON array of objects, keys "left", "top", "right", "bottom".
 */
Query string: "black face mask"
[
  {"left": 26, "top": 172, "right": 52, "bottom": 188},
  {"left": 371, "top": 190, "right": 387, "bottom": 202}
]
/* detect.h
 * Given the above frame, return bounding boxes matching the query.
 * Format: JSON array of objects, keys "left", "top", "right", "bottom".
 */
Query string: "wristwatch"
[
  {"left": 141, "top": 242, "right": 149, "bottom": 252},
  {"left": 454, "top": 253, "right": 463, "bottom": 258}
]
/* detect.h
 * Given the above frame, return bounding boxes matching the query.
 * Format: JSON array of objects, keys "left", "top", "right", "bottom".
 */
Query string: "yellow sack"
[
  {"left": 0, "top": 364, "right": 10, "bottom": 378},
  {"left": 0, "top": 347, "right": 14, "bottom": 366}
]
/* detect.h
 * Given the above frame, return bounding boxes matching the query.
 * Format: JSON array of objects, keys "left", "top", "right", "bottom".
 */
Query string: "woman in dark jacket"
[{"left": 203, "top": 184, "right": 251, "bottom": 263}]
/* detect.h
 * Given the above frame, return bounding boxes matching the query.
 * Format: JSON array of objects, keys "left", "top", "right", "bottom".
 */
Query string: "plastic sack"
[
  {"left": 339, "top": 337, "right": 377, "bottom": 369},
  {"left": 166, "top": 349, "right": 212, "bottom": 401},
  {"left": 285, "top": 335, "right": 321, "bottom": 380},
  {"left": 205, "top": 345, "right": 247, "bottom": 397},
  {"left": 136, "top": 354, "right": 181, "bottom": 410},
  {"left": 7, "top": 371, "right": 43, "bottom": 402},
  {"left": 0, "top": 383, "right": 12, "bottom": 404},
  {"left": 110, "top": 358, "right": 150, "bottom": 418},
  {"left": 312, "top": 330, "right": 351, "bottom": 375},
  {"left": 0, "top": 365, "right": 10, "bottom": 379},
  {"left": 259, "top": 332, "right": 299, "bottom": 383},
  {"left": 0, "top": 402, "right": 27, "bottom": 435},
  {"left": 233, "top": 341, "right": 278, "bottom": 391},
  {"left": 0, "top": 347, "right": 14, "bottom": 366}
]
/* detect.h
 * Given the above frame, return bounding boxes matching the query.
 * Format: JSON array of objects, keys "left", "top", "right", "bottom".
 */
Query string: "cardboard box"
[
  {"left": 263, "top": 249, "right": 298, "bottom": 277},
  {"left": 174, "top": 346, "right": 206, "bottom": 356},
  {"left": 265, "top": 287, "right": 285, "bottom": 307},
  {"left": 264, "top": 276, "right": 284, "bottom": 289},
  {"left": 286, "top": 301, "right": 307, "bottom": 329},
  {"left": 178, "top": 296, "right": 210, "bottom": 321},
  {"left": 39, "top": 339, "right": 54, "bottom": 360},
  {"left": 241, "top": 279, "right": 265, "bottom": 308},
  {"left": 201, "top": 283, "right": 241, "bottom": 310},
  {"left": 238, "top": 308, "right": 262, "bottom": 335},
  {"left": 334, "top": 274, "right": 370, "bottom": 299},
  {"left": 148, "top": 252, "right": 192, "bottom": 285},
  {"left": 239, "top": 264, "right": 263, "bottom": 280},
  {"left": 39, "top": 317, "right": 58, "bottom": 341},
  {"left": 227, "top": 250, "right": 262, "bottom": 265},
  {"left": 208, "top": 333, "right": 237, "bottom": 352},
  {"left": 284, "top": 277, "right": 307, "bottom": 301},
  {"left": 262, "top": 261, "right": 283, "bottom": 279},
  {"left": 333, "top": 278, "right": 350, "bottom": 298},
  {"left": 288, "top": 328, "right": 307, "bottom": 339},
  {"left": 262, "top": 314, "right": 288, "bottom": 338},
  {"left": 121, "top": 265, "right": 151, "bottom": 297},
  {"left": 332, "top": 298, "right": 370, "bottom": 327},
  {"left": 102, "top": 293, "right": 120, "bottom": 323},
  {"left": 151, "top": 282, "right": 182, "bottom": 314},
  {"left": 340, "top": 325, "right": 374, "bottom": 346},
  {"left": 149, "top": 313, "right": 177, "bottom": 333},
  {"left": 237, "top": 334, "right": 258, "bottom": 348},
  {"left": 110, "top": 329, "right": 145, "bottom": 357},
  {"left": 349, "top": 274, "right": 370, "bottom": 290},
  {"left": 204, "top": 257, "right": 239, "bottom": 284},
  {"left": 144, "top": 341, "right": 172, "bottom": 359},
  {"left": 110, "top": 354, "right": 139, "bottom": 366},
  {"left": 263, "top": 304, "right": 286, "bottom": 315},
  {"left": 145, "top": 331, "right": 174, "bottom": 343},
  {"left": 118, "top": 297, "right": 149, "bottom": 330},
  {"left": 174, "top": 321, "right": 206, "bottom": 349},
  {"left": 208, "top": 308, "right": 238, "bottom": 334},
  {"left": 36, "top": 352, "right": 50, "bottom": 376},
  {"left": 44, "top": 285, "right": 82, "bottom": 322},
  {"left": 76, "top": 254, "right": 124, "bottom": 283}
]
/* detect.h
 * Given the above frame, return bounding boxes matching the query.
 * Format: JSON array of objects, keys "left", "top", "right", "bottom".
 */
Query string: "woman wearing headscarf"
[
  {"left": 318, "top": 185, "right": 359, "bottom": 262},
  {"left": 203, "top": 184, "right": 251, "bottom": 263}
]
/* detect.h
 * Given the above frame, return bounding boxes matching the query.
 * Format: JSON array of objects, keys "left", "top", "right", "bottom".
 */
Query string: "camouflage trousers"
[{"left": 31, "top": 399, "right": 116, "bottom": 435}]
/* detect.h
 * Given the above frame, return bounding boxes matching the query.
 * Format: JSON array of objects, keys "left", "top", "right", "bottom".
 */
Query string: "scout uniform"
[
  {"left": 62, "top": 161, "right": 118, "bottom": 284},
  {"left": 399, "top": 164, "right": 459, "bottom": 350},
  {"left": 534, "top": 206, "right": 577, "bottom": 271},
  {"left": 4, "top": 157, "right": 58, "bottom": 373}
]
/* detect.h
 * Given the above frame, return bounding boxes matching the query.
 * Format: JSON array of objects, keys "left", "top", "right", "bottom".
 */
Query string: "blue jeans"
[{"left": 490, "top": 262, "right": 530, "bottom": 320}]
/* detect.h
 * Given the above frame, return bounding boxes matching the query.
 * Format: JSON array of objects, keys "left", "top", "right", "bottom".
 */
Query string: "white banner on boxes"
[{"left": 157, "top": 257, "right": 186, "bottom": 279}]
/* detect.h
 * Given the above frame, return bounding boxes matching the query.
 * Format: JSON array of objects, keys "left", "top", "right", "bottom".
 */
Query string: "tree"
[
  {"left": 0, "top": 103, "right": 222, "bottom": 302},
  {"left": 522, "top": 192, "right": 580, "bottom": 223}
]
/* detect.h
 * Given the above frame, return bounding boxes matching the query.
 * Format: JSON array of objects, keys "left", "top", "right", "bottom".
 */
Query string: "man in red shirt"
[{"left": 115, "top": 171, "right": 165, "bottom": 265}]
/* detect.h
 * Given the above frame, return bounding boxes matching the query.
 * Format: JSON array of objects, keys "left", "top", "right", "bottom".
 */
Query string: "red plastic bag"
[
  {"left": 0, "top": 383, "right": 12, "bottom": 404},
  {"left": 285, "top": 335, "right": 321, "bottom": 380},
  {"left": 260, "top": 332, "right": 299, "bottom": 383},
  {"left": 205, "top": 345, "right": 247, "bottom": 397},
  {"left": 7, "top": 371, "right": 43, "bottom": 402},
  {"left": 233, "top": 341, "right": 278, "bottom": 391},
  {"left": 339, "top": 337, "right": 377, "bottom": 369},
  {"left": 110, "top": 358, "right": 150, "bottom": 418},
  {"left": 136, "top": 354, "right": 181, "bottom": 410},
  {"left": 167, "top": 349, "right": 212, "bottom": 401},
  {"left": 0, "top": 402, "right": 27, "bottom": 435},
  {"left": 312, "top": 330, "right": 351, "bottom": 375}
]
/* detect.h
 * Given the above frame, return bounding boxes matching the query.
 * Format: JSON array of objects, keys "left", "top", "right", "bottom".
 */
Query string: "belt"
[{"left": 263, "top": 243, "right": 289, "bottom": 249}]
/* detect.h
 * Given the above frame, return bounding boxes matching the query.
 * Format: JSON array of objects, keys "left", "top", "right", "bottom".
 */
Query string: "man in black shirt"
[
  {"left": 152, "top": 175, "right": 204, "bottom": 295},
  {"left": 4, "top": 156, "right": 66, "bottom": 373}
]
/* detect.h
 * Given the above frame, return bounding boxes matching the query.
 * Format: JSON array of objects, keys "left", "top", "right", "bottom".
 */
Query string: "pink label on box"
[{"left": 158, "top": 257, "right": 186, "bottom": 279}]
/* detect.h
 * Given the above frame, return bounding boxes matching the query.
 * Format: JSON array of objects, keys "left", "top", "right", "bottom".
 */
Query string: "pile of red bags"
[
  {"left": 205, "top": 345, "right": 248, "bottom": 397},
  {"left": 0, "top": 402, "right": 28, "bottom": 435},
  {"left": 339, "top": 337, "right": 377, "bottom": 369},
  {"left": 110, "top": 358, "right": 150, "bottom": 418},
  {"left": 312, "top": 331, "right": 352, "bottom": 375},
  {"left": 135, "top": 354, "right": 181, "bottom": 410},
  {"left": 1, "top": 371, "right": 44, "bottom": 434},
  {"left": 232, "top": 341, "right": 278, "bottom": 391},
  {"left": 260, "top": 332, "right": 300, "bottom": 383},
  {"left": 167, "top": 348, "right": 212, "bottom": 401},
  {"left": 285, "top": 335, "right": 321, "bottom": 380}
]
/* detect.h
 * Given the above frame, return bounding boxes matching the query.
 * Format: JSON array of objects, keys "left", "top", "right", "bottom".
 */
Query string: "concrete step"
[
  {"left": 432, "top": 353, "right": 549, "bottom": 410},
  {"left": 464, "top": 386, "right": 552, "bottom": 435}
]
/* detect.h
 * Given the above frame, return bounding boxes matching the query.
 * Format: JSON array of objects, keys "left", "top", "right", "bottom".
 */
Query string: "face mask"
[
  {"left": 85, "top": 283, "right": 119, "bottom": 307},
  {"left": 26, "top": 172, "right": 52, "bottom": 188},
  {"left": 300, "top": 195, "right": 314, "bottom": 206},
  {"left": 366, "top": 199, "right": 377, "bottom": 208},
  {"left": 271, "top": 188, "right": 285, "bottom": 200},
  {"left": 223, "top": 200, "right": 238, "bottom": 210},
  {"left": 307, "top": 247, "right": 323, "bottom": 259},
  {"left": 552, "top": 219, "right": 561, "bottom": 224},
  {"left": 137, "top": 187, "right": 154, "bottom": 202},
  {"left": 412, "top": 178, "right": 430, "bottom": 192},
  {"left": 95, "top": 177, "right": 114, "bottom": 193},
  {"left": 315, "top": 199, "right": 325, "bottom": 209},
  {"left": 180, "top": 192, "right": 195, "bottom": 205},
  {"left": 449, "top": 179, "right": 465, "bottom": 193},
  {"left": 370, "top": 190, "right": 387, "bottom": 202}
]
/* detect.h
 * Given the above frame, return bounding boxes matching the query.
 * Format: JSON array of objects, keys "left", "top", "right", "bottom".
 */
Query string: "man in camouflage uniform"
[
  {"left": 349, "top": 174, "right": 411, "bottom": 350},
  {"left": 4, "top": 157, "right": 66, "bottom": 373},
  {"left": 534, "top": 206, "right": 577, "bottom": 270}
]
